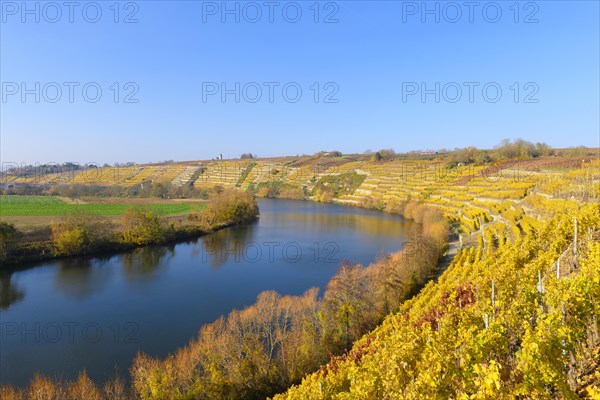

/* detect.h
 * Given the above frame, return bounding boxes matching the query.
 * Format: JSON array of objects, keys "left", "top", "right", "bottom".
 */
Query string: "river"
[{"left": 0, "top": 199, "right": 413, "bottom": 386}]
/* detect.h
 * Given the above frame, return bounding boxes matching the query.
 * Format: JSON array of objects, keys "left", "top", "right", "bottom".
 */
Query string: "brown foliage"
[
  {"left": 26, "top": 374, "right": 64, "bottom": 400},
  {"left": 132, "top": 288, "right": 322, "bottom": 399},
  {"left": 128, "top": 201, "right": 448, "bottom": 399},
  {"left": 0, "top": 385, "right": 24, "bottom": 400},
  {"left": 321, "top": 262, "right": 378, "bottom": 353},
  {"left": 1, "top": 371, "right": 128, "bottom": 400},
  {"left": 256, "top": 186, "right": 271, "bottom": 198},
  {"left": 278, "top": 189, "right": 305, "bottom": 200},
  {"left": 360, "top": 196, "right": 385, "bottom": 211},
  {"left": 66, "top": 371, "right": 103, "bottom": 400},
  {"left": 102, "top": 376, "right": 128, "bottom": 400}
]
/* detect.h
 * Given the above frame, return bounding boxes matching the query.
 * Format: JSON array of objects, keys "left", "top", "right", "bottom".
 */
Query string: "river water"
[{"left": 0, "top": 199, "right": 412, "bottom": 386}]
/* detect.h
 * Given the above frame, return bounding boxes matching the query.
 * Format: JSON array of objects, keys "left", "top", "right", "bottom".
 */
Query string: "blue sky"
[{"left": 1, "top": 0, "right": 599, "bottom": 164}]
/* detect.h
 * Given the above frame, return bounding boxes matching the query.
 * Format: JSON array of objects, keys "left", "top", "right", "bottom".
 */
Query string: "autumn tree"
[
  {"left": 66, "top": 371, "right": 103, "bottom": 400},
  {"left": 321, "top": 262, "right": 377, "bottom": 353},
  {"left": 194, "top": 189, "right": 258, "bottom": 231},
  {"left": 51, "top": 211, "right": 103, "bottom": 256},
  {"left": 120, "top": 207, "right": 164, "bottom": 245}
]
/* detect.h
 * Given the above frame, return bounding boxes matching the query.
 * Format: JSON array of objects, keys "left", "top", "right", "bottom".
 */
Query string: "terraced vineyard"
[
  {"left": 4, "top": 157, "right": 599, "bottom": 239},
  {"left": 274, "top": 203, "right": 600, "bottom": 399},
  {"left": 194, "top": 161, "right": 251, "bottom": 188},
  {"left": 1, "top": 154, "right": 599, "bottom": 398}
]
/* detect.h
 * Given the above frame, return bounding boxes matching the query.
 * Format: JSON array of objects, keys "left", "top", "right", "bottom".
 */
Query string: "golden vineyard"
[
  {"left": 2, "top": 153, "right": 599, "bottom": 399},
  {"left": 5, "top": 155, "right": 598, "bottom": 239}
]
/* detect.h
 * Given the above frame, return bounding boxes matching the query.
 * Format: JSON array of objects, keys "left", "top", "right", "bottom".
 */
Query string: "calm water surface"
[{"left": 0, "top": 199, "right": 412, "bottom": 386}]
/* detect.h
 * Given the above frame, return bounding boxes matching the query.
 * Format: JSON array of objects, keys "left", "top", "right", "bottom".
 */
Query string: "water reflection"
[
  {"left": 53, "top": 257, "right": 114, "bottom": 300},
  {"left": 278, "top": 212, "right": 412, "bottom": 236},
  {"left": 195, "top": 223, "right": 257, "bottom": 269},
  {"left": 0, "top": 273, "right": 25, "bottom": 310},
  {"left": 120, "top": 245, "right": 175, "bottom": 281}
]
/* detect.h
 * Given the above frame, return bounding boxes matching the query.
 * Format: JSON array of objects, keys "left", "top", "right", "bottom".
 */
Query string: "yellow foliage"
[{"left": 120, "top": 207, "right": 164, "bottom": 245}]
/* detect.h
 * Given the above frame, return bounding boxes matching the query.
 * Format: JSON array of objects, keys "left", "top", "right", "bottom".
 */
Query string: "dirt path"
[
  {"left": 57, "top": 196, "right": 86, "bottom": 204},
  {"left": 435, "top": 234, "right": 460, "bottom": 281}
]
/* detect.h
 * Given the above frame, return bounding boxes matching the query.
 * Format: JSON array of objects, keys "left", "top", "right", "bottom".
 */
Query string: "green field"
[{"left": 0, "top": 195, "right": 203, "bottom": 216}]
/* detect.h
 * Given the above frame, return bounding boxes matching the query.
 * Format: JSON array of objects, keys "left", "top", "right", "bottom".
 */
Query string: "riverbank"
[
  {"left": 124, "top": 200, "right": 450, "bottom": 400},
  {"left": 0, "top": 197, "right": 419, "bottom": 393},
  {"left": 0, "top": 218, "right": 259, "bottom": 272},
  {"left": 0, "top": 198, "right": 449, "bottom": 399},
  {"left": 0, "top": 190, "right": 259, "bottom": 271},
  {"left": 1, "top": 192, "right": 454, "bottom": 399}
]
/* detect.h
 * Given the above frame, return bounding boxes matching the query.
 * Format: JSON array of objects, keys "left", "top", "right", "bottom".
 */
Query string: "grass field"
[{"left": 0, "top": 195, "right": 204, "bottom": 217}]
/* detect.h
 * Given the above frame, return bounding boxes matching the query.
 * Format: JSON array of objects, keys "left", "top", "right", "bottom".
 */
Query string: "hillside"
[
  {"left": 2, "top": 154, "right": 600, "bottom": 398},
  {"left": 274, "top": 203, "right": 600, "bottom": 398},
  {"left": 4, "top": 155, "right": 598, "bottom": 240}
]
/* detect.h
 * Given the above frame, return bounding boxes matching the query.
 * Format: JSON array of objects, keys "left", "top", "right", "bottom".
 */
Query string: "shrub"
[
  {"left": 256, "top": 182, "right": 304, "bottom": 199},
  {"left": 194, "top": 189, "right": 258, "bottom": 230},
  {"left": 278, "top": 188, "right": 305, "bottom": 200},
  {"left": 52, "top": 226, "right": 89, "bottom": 256},
  {"left": 121, "top": 208, "right": 164, "bottom": 245},
  {"left": 385, "top": 199, "right": 407, "bottom": 215},
  {"left": 360, "top": 196, "right": 385, "bottom": 211},
  {"left": 314, "top": 188, "right": 334, "bottom": 203},
  {"left": 50, "top": 212, "right": 99, "bottom": 256},
  {"left": 256, "top": 186, "right": 271, "bottom": 198},
  {"left": 0, "top": 222, "right": 18, "bottom": 261}
]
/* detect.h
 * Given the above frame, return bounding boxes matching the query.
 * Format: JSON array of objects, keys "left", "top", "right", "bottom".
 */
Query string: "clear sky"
[{"left": 1, "top": 0, "right": 599, "bottom": 165}]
